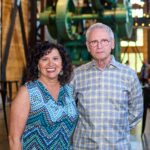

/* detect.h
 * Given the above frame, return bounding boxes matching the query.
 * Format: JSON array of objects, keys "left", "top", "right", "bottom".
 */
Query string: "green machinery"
[{"left": 39, "top": 0, "right": 133, "bottom": 64}]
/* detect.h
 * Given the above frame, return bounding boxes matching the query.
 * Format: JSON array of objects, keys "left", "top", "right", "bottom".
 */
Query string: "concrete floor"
[
  {"left": 141, "top": 109, "right": 150, "bottom": 150},
  {"left": 0, "top": 105, "right": 150, "bottom": 150}
]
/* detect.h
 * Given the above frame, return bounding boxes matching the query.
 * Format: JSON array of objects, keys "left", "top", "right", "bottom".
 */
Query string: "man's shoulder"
[
  {"left": 115, "top": 61, "right": 138, "bottom": 78},
  {"left": 75, "top": 61, "right": 92, "bottom": 72}
]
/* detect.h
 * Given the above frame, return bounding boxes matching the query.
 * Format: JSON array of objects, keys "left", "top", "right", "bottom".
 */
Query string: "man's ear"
[
  {"left": 86, "top": 41, "right": 90, "bottom": 52},
  {"left": 111, "top": 39, "right": 115, "bottom": 49}
]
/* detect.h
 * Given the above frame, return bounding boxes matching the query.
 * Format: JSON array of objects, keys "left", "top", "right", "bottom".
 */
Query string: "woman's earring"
[
  {"left": 59, "top": 70, "right": 63, "bottom": 76},
  {"left": 38, "top": 71, "right": 41, "bottom": 77}
]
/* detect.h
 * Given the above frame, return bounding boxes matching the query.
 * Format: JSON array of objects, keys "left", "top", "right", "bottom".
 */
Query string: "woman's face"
[{"left": 38, "top": 48, "right": 62, "bottom": 81}]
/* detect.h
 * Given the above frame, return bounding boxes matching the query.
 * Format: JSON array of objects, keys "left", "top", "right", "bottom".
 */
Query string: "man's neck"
[{"left": 96, "top": 56, "right": 111, "bottom": 69}]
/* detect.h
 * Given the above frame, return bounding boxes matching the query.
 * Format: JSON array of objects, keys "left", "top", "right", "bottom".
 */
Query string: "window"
[{"left": 121, "top": 52, "right": 143, "bottom": 72}]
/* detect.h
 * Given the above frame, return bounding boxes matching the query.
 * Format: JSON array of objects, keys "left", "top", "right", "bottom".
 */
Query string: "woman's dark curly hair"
[{"left": 26, "top": 41, "right": 73, "bottom": 85}]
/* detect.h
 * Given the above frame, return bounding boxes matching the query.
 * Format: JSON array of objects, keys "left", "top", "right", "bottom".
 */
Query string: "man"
[{"left": 71, "top": 23, "right": 143, "bottom": 150}]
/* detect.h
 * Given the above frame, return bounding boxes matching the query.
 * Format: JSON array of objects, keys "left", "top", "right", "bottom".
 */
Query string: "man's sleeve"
[{"left": 128, "top": 73, "right": 143, "bottom": 129}]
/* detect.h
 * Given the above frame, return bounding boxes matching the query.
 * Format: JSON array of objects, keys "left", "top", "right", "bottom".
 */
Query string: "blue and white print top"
[{"left": 21, "top": 80, "right": 78, "bottom": 150}]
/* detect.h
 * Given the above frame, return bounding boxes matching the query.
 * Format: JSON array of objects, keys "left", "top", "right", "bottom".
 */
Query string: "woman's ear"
[{"left": 38, "top": 65, "right": 40, "bottom": 71}]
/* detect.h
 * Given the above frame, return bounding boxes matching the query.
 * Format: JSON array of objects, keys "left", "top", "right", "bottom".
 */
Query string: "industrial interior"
[{"left": 0, "top": 0, "right": 150, "bottom": 149}]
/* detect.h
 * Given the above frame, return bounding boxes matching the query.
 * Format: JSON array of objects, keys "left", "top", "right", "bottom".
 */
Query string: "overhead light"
[
  {"left": 141, "top": 23, "right": 145, "bottom": 26},
  {"left": 135, "top": 22, "right": 138, "bottom": 26},
  {"left": 139, "top": 1, "right": 145, "bottom": 7}
]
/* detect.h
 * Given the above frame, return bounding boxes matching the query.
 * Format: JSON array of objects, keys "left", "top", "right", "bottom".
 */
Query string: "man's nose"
[{"left": 97, "top": 41, "right": 102, "bottom": 48}]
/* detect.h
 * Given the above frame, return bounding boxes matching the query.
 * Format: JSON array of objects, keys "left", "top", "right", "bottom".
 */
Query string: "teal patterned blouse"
[{"left": 21, "top": 80, "right": 78, "bottom": 150}]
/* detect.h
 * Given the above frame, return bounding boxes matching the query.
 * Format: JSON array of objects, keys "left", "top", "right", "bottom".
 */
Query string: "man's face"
[{"left": 86, "top": 28, "right": 115, "bottom": 62}]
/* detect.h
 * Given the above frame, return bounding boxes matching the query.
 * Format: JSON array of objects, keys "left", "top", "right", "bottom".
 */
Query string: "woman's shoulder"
[
  {"left": 63, "top": 84, "right": 73, "bottom": 93},
  {"left": 14, "top": 85, "right": 29, "bottom": 101},
  {"left": 24, "top": 80, "right": 38, "bottom": 89}
]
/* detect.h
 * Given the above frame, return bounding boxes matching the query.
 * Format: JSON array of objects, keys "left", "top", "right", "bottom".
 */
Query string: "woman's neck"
[{"left": 38, "top": 77, "right": 60, "bottom": 86}]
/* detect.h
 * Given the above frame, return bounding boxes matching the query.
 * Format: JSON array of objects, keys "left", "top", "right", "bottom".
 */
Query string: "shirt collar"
[{"left": 87, "top": 55, "right": 121, "bottom": 70}]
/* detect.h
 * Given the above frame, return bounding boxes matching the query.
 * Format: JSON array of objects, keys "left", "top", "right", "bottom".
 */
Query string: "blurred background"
[{"left": 0, "top": 0, "right": 150, "bottom": 149}]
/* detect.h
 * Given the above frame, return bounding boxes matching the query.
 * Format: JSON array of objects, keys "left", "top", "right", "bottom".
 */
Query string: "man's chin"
[{"left": 96, "top": 56, "right": 106, "bottom": 61}]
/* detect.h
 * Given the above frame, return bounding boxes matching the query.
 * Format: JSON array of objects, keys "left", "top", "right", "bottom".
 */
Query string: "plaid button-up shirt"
[{"left": 71, "top": 56, "right": 143, "bottom": 150}]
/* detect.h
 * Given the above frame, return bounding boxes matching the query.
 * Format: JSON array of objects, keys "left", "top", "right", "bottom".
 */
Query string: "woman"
[{"left": 9, "top": 41, "right": 78, "bottom": 150}]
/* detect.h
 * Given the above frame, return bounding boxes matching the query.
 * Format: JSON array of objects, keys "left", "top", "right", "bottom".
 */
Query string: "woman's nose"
[{"left": 47, "top": 59, "right": 53, "bottom": 65}]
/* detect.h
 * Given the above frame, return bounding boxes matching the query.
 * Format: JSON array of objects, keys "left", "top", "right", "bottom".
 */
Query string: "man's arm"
[{"left": 128, "top": 73, "right": 143, "bottom": 129}]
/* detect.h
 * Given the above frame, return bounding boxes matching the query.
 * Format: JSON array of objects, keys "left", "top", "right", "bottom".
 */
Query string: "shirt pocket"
[{"left": 107, "top": 84, "right": 129, "bottom": 111}]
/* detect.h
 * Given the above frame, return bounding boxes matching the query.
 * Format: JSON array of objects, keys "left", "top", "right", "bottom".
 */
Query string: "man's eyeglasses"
[{"left": 88, "top": 39, "right": 110, "bottom": 47}]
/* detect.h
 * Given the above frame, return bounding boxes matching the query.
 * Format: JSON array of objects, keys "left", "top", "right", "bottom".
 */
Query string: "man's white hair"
[{"left": 86, "top": 23, "right": 114, "bottom": 41}]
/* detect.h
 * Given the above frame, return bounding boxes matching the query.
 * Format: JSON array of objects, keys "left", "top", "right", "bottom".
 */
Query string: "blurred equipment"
[{"left": 39, "top": 0, "right": 133, "bottom": 64}]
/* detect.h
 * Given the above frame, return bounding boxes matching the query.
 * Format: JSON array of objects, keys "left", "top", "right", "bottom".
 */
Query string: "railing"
[{"left": 0, "top": 80, "right": 19, "bottom": 134}]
